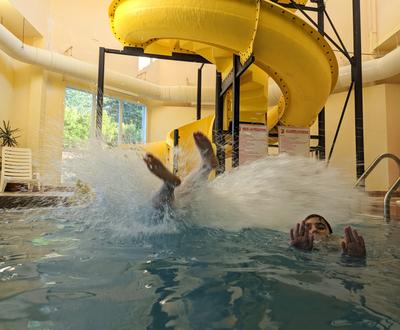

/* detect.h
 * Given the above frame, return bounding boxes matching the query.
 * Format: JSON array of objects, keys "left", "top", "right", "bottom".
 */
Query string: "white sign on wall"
[
  {"left": 278, "top": 126, "right": 310, "bottom": 157},
  {"left": 239, "top": 123, "right": 268, "bottom": 165}
]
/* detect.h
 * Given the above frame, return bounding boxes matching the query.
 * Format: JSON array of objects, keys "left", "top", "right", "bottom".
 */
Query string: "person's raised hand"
[
  {"left": 290, "top": 221, "right": 314, "bottom": 251},
  {"left": 341, "top": 226, "right": 366, "bottom": 258}
]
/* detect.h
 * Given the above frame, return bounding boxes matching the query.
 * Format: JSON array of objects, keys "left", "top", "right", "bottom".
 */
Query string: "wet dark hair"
[{"left": 304, "top": 214, "right": 333, "bottom": 234}]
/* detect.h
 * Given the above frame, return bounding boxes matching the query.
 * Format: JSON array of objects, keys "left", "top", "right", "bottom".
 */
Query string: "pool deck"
[{"left": 0, "top": 191, "right": 74, "bottom": 209}]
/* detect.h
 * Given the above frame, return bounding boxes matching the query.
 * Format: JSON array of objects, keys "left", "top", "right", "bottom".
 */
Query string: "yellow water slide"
[{"left": 109, "top": 0, "right": 338, "bottom": 170}]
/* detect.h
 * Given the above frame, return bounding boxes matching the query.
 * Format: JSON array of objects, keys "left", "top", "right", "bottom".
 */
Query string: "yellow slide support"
[{"left": 109, "top": 0, "right": 338, "bottom": 171}]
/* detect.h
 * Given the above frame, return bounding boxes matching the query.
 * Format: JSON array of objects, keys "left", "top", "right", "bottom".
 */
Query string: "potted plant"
[
  {"left": 0, "top": 120, "right": 20, "bottom": 147},
  {"left": 0, "top": 121, "right": 20, "bottom": 191}
]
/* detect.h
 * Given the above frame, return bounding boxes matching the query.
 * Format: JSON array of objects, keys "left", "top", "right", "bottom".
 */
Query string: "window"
[
  {"left": 63, "top": 87, "right": 146, "bottom": 149},
  {"left": 122, "top": 101, "right": 146, "bottom": 144},
  {"left": 138, "top": 57, "right": 151, "bottom": 71},
  {"left": 63, "top": 88, "right": 93, "bottom": 149},
  {"left": 138, "top": 56, "right": 157, "bottom": 71},
  {"left": 102, "top": 96, "right": 119, "bottom": 146}
]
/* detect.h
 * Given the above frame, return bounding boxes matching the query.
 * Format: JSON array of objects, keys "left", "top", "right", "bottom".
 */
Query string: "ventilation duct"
[{"left": 0, "top": 24, "right": 214, "bottom": 104}]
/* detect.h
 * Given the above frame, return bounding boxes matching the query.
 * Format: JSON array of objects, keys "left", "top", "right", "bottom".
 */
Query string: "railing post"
[
  {"left": 96, "top": 47, "right": 105, "bottom": 138},
  {"left": 384, "top": 177, "right": 400, "bottom": 222},
  {"left": 173, "top": 129, "right": 179, "bottom": 175},
  {"left": 232, "top": 55, "right": 241, "bottom": 168},
  {"left": 214, "top": 71, "right": 225, "bottom": 175},
  {"left": 354, "top": 153, "right": 400, "bottom": 222}
]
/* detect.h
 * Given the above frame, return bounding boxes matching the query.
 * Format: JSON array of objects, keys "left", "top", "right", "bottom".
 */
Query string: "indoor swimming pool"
[{"left": 1, "top": 150, "right": 399, "bottom": 329}]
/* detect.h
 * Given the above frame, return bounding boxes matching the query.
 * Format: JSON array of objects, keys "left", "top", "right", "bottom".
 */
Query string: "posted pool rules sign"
[
  {"left": 239, "top": 123, "right": 268, "bottom": 164},
  {"left": 278, "top": 126, "right": 310, "bottom": 157}
]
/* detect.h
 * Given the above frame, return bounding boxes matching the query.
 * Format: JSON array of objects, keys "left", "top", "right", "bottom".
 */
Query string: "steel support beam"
[
  {"left": 271, "top": 0, "right": 319, "bottom": 12},
  {"left": 221, "top": 55, "right": 255, "bottom": 96},
  {"left": 327, "top": 82, "right": 354, "bottom": 164},
  {"left": 197, "top": 64, "right": 205, "bottom": 120},
  {"left": 114, "top": 47, "right": 212, "bottom": 64},
  {"left": 352, "top": 0, "right": 365, "bottom": 178},
  {"left": 96, "top": 46, "right": 211, "bottom": 139},
  {"left": 317, "top": 0, "right": 326, "bottom": 160}
]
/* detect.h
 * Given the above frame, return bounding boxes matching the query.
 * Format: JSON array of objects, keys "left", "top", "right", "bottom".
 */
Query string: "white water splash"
[
  {"left": 60, "top": 141, "right": 178, "bottom": 237},
  {"left": 177, "top": 155, "right": 367, "bottom": 231},
  {"left": 61, "top": 142, "right": 367, "bottom": 237}
]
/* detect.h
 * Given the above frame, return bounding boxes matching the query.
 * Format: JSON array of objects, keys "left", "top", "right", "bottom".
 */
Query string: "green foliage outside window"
[
  {"left": 102, "top": 96, "right": 119, "bottom": 146},
  {"left": 63, "top": 87, "right": 145, "bottom": 149},
  {"left": 64, "top": 88, "right": 91, "bottom": 149},
  {"left": 122, "top": 101, "right": 145, "bottom": 143},
  {"left": 64, "top": 107, "right": 90, "bottom": 148}
]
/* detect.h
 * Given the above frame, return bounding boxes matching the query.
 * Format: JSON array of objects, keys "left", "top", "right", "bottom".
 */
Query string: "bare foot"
[
  {"left": 144, "top": 153, "right": 181, "bottom": 187},
  {"left": 193, "top": 132, "right": 217, "bottom": 169}
]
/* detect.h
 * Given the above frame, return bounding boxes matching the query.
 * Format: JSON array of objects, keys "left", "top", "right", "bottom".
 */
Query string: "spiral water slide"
[{"left": 109, "top": 0, "right": 338, "bottom": 168}]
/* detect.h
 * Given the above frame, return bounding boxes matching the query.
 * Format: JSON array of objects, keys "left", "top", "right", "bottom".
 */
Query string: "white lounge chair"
[{"left": 0, "top": 147, "right": 41, "bottom": 192}]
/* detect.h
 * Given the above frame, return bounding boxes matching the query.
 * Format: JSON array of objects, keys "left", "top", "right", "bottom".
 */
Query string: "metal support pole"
[
  {"left": 232, "top": 55, "right": 241, "bottom": 168},
  {"left": 327, "top": 82, "right": 354, "bottom": 164},
  {"left": 197, "top": 64, "right": 205, "bottom": 120},
  {"left": 214, "top": 72, "right": 225, "bottom": 175},
  {"left": 96, "top": 47, "right": 105, "bottom": 138},
  {"left": 173, "top": 129, "right": 179, "bottom": 175},
  {"left": 317, "top": 0, "right": 326, "bottom": 160},
  {"left": 352, "top": 0, "right": 365, "bottom": 178}
]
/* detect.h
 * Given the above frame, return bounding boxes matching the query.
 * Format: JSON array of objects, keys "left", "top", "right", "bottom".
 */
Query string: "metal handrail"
[
  {"left": 384, "top": 177, "right": 400, "bottom": 221},
  {"left": 354, "top": 153, "right": 400, "bottom": 221}
]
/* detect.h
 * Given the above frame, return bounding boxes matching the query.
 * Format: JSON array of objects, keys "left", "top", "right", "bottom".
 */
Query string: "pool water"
[
  {"left": 1, "top": 209, "right": 399, "bottom": 330},
  {"left": 1, "top": 149, "right": 399, "bottom": 329}
]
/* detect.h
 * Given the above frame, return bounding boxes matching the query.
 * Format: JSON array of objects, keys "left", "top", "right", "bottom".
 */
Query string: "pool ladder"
[{"left": 354, "top": 153, "right": 400, "bottom": 221}]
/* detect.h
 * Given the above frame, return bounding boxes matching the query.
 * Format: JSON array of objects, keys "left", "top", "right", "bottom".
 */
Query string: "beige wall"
[
  {"left": 39, "top": 73, "right": 65, "bottom": 185},
  {"left": 376, "top": 0, "right": 400, "bottom": 47},
  {"left": 385, "top": 84, "right": 400, "bottom": 185},
  {"left": 10, "top": 0, "right": 138, "bottom": 74},
  {"left": 47, "top": 0, "right": 138, "bottom": 76},
  {"left": 9, "top": 0, "right": 51, "bottom": 40},
  {"left": 324, "top": 83, "right": 399, "bottom": 191},
  {"left": 321, "top": 0, "right": 373, "bottom": 64},
  {"left": 140, "top": 60, "right": 216, "bottom": 87},
  {"left": 0, "top": 50, "right": 14, "bottom": 123},
  {"left": 11, "top": 64, "right": 52, "bottom": 159},
  {"left": 1, "top": 59, "right": 65, "bottom": 184},
  {"left": 317, "top": 0, "right": 400, "bottom": 62}
]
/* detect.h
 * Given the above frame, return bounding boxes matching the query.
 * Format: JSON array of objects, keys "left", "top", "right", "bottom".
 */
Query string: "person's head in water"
[{"left": 303, "top": 214, "right": 332, "bottom": 239}]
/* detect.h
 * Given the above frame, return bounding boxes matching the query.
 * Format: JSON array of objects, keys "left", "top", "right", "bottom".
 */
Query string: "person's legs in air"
[
  {"left": 143, "top": 132, "right": 216, "bottom": 209},
  {"left": 143, "top": 153, "right": 181, "bottom": 209},
  {"left": 181, "top": 132, "right": 217, "bottom": 188}
]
